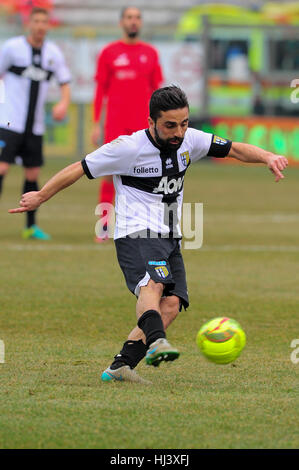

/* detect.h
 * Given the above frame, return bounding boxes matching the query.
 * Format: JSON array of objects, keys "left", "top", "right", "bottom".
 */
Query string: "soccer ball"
[{"left": 196, "top": 317, "right": 246, "bottom": 364}]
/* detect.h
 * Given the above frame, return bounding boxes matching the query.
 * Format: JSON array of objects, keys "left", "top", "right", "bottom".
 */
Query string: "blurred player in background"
[
  {"left": 0, "top": 7, "right": 71, "bottom": 240},
  {"left": 91, "top": 6, "right": 163, "bottom": 242}
]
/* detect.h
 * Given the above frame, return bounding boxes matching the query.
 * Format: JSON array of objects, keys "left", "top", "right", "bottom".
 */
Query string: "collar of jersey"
[
  {"left": 145, "top": 128, "right": 162, "bottom": 150},
  {"left": 145, "top": 129, "right": 181, "bottom": 159}
]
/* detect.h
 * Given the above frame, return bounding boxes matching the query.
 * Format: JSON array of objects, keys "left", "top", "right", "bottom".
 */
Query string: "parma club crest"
[
  {"left": 180, "top": 151, "right": 190, "bottom": 168},
  {"left": 213, "top": 135, "right": 228, "bottom": 145},
  {"left": 148, "top": 261, "right": 170, "bottom": 279},
  {"left": 154, "top": 266, "right": 169, "bottom": 279}
]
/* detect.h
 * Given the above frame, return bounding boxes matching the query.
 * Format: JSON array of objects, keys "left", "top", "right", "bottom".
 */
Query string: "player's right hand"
[
  {"left": 267, "top": 154, "right": 288, "bottom": 182},
  {"left": 8, "top": 191, "right": 43, "bottom": 213},
  {"left": 91, "top": 125, "right": 101, "bottom": 147}
]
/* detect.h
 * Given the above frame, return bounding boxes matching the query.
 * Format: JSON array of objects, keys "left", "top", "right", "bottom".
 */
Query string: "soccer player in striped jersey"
[
  {"left": 9, "top": 86, "right": 288, "bottom": 384},
  {"left": 0, "top": 7, "right": 71, "bottom": 240}
]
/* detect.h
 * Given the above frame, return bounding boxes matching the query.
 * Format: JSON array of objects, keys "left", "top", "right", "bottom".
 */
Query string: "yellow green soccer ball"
[{"left": 196, "top": 317, "right": 246, "bottom": 364}]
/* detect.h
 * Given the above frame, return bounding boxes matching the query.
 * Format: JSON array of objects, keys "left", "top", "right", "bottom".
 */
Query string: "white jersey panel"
[
  {"left": 0, "top": 75, "right": 30, "bottom": 132},
  {"left": 33, "top": 79, "right": 48, "bottom": 135},
  {"left": 84, "top": 132, "right": 146, "bottom": 177},
  {"left": 113, "top": 181, "right": 165, "bottom": 239},
  {"left": 113, "top": 179, "right": 185, "bottom": 239},
  {"left": 187, "top": 127, "right": 213, "bottom": 163},
  {"left": 0, "top": 37, "right": 31, "bottom": 132},
  {"left": 46, "top": 42, "right": 71, "bottom": 85}
]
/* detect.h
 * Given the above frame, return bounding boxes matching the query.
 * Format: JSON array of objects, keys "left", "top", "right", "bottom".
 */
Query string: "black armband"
[{"left": 207, "top": 135, "right": 232, "bottom": 158}]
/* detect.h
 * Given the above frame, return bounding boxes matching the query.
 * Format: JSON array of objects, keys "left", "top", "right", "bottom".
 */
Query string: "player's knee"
[
  {"left": 166, "top": 295, "right": 180, "bottom": 314},
  {"left": 146, "top": 279, "right": 164, "bottom": 296}
]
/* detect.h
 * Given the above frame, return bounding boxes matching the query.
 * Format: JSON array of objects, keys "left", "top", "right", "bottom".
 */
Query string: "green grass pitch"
[{"left": 0, "top": 157, "right": 298, "bottom": 449}]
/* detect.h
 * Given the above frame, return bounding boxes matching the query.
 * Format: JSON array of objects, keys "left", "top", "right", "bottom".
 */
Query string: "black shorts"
[
  {"left": 115, "top": 233, "right": 189, "bottom": 310},
  {"left": 0, "top": 128, "right": 43, "bottom": 168}
]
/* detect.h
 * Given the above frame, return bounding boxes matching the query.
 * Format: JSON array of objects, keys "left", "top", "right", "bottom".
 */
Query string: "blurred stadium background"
[{"left": 0, "top": 0, "right": 298, "bottom": 162}]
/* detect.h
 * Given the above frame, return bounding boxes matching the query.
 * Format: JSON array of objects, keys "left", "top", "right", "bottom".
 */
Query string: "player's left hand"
[
  {"left": 52, "top": 101, "right": 68, "bottom": 121},
  {"left": 8, "top": 191, "right": 43, "bottom": 213},
  {"left": 267, "top": 155, "right": 288, "bottom": 182}
]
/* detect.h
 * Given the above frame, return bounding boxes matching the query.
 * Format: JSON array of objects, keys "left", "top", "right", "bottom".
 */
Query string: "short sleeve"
[
  {"left": 82, "top": 135, "right": 139, "bottom": 179},
  {"left": 188, "top": 128, "right": 232, "bottom": 162},
  {"left": 52, "top": 45, "right": 71, "bottom": 85},
  {"left": 188, "top": 128, "right": 214, "bottom": 163}
]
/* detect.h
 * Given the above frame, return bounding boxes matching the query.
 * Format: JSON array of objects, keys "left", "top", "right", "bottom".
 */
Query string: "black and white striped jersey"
[
  {"left": 0, "top": 36, "right": 71, "bottom": 135},
  {"left": 82, "top": 128, "right": 232, "bottom": 239}
]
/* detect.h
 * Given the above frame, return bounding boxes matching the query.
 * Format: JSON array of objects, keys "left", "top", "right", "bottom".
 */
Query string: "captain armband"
[{"left": 207, "top": 135, "right": 232, "bottom": 158}]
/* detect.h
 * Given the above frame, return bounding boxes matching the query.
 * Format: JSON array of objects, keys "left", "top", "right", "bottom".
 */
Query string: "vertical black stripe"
[
  {"left": 25, "top": 47, "right": 42, "bottom": 134},
  {"left": 145, "top": 128, "right": 184, "bottom": 234}
]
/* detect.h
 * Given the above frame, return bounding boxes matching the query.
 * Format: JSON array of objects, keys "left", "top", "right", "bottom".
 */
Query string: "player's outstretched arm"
[
  {"left": 9, "top": 161, "right": 84, "bottom": 213},
  {"left": 228, "top": 142, "right": 288, "bottom": 182}
]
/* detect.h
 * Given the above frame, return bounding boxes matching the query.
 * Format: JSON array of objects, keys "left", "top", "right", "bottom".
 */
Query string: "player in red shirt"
[{"left": 91, "top": 6, "right": 163, "bottom": 242}]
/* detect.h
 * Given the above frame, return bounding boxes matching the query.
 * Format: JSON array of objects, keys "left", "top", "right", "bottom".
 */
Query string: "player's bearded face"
[
  {"left": 125, "top": 22, "right": 140, "bottom": 38},
  {"left": 154, "top": 125, "right": 184, "bottom": 150},
  {"left": 149, "top": 108, "right": 189, "bottom": 150}
]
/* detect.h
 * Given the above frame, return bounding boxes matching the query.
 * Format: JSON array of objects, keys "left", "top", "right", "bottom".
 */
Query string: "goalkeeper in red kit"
[{"left": 91, "top": 6, "right": 163, "bottom": 242}]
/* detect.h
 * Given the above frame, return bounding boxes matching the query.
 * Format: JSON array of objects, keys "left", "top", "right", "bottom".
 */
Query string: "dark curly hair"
[{"left": 149, "top": 86, "right": 189, "bottom": 122}]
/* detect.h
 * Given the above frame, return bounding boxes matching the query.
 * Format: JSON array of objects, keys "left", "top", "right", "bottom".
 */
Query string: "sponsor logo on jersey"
[
  {"left": 213, "top": 135, "right": 228, "bottom": 145},
  {"left": 114, "top": 53, "right": 130, "bottom": 67},
  {"left": 22, "top": 65, "right": 48, "bottom": 82},
  {"left": 180, "top": 151, "right": 190, "bottom": 167},
  {"left": 155, "top": 266, "right": 169, "bottom": 279},
  {"left": 153, "top": 175, "right": 184, "bottom": 195},
  {"left": 133, "top": 166, "right": 159, "bottom": 174},
  {"left": 165, "top": 158, "right": 173, "bottom": 169},
  {"left": 140, "top": 54, "right": 148, "bottom": 63},
  {"left": 148, "top": 260, "right": 167, "bottom": 266}
]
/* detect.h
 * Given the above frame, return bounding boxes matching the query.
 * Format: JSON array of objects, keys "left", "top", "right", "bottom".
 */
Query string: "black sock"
[
  {"left": 137, "top": 310, "right": 166, "bottom": 349},
  {"left": 0, "top": 174, "right": 3, "bottom": 195},
  {"left": 23, "top": 179, "right": 38, "bottom": 228},
  {"left": 110, "top": 340, "right": 147, "bottom": 370}
]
